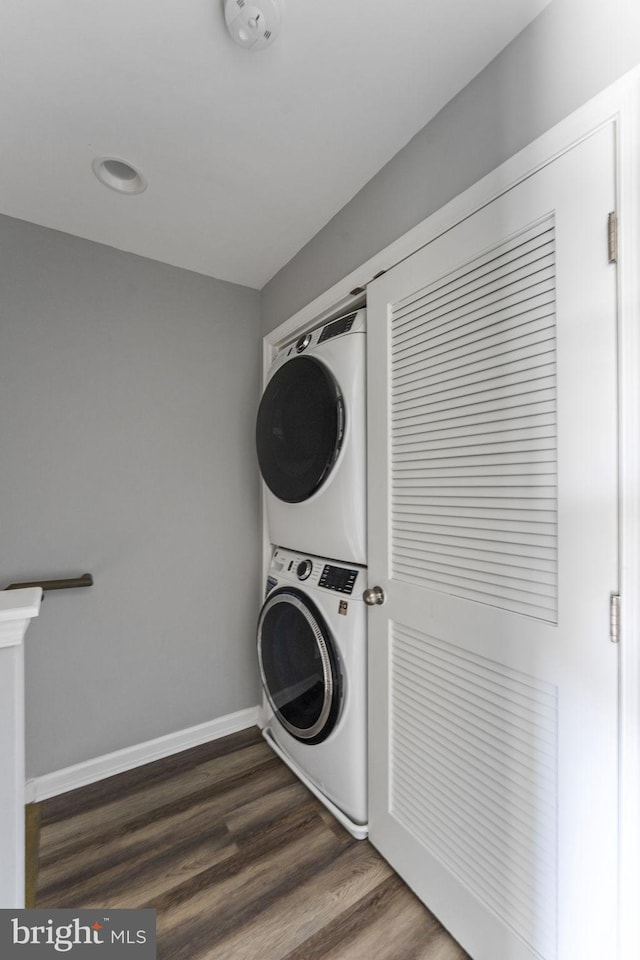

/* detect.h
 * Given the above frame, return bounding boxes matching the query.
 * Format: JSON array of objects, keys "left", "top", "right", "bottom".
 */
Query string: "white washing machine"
[
  {"left": 255, "top": 308, "right": 366, "bottom": 566},
  {"left": 257, "top": 546, "right": 367, "bottom": 838}
]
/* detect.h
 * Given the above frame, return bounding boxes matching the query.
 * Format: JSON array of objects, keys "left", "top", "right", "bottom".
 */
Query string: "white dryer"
[
  {"left": 257, "top": 546, "right": 367, "bottom": 838},
  {"left": 256, "top": 308, "right": 366, "bottom": 565}
]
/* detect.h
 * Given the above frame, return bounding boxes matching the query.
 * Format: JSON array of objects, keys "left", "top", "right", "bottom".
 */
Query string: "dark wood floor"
[{"left": 34, "top": 726, "right": 469, "bottom": 959}]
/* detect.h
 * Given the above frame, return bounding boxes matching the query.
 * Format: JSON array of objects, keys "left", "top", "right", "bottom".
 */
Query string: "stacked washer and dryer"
[{"left": 255, "top": 308, "right": 368, "bottom": 838}]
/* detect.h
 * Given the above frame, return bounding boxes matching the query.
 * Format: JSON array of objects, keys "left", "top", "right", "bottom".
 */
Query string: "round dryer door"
[
  {"left": 257, "top": 587, "right": 342, "bottom": 744},
  {"left": 255, "top": 356, "right": 344, "bottom": 503}
]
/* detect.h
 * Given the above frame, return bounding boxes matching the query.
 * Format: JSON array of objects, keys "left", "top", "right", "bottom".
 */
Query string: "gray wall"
[
  {"left": 261, "top": 0, "right": 640, "bottom": 333},
  {"left": 0, "top": 215, "right": 261, "bottom": 778}
]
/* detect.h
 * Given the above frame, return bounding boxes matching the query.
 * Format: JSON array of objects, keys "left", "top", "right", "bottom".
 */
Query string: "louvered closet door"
[{"left": 367, "top": 123, "right": 618, "bottom": 960}]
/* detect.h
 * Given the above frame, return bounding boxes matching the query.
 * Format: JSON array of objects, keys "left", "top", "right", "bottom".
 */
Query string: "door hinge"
[
  {"left": 607, "top": 211, "right": 618, "bottom": 264},
  {"left": 610, "top": 594, "right": 621, "bottom": 644}
]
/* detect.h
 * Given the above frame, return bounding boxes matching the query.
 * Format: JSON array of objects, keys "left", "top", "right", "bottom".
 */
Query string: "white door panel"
[{"left": 367, "top": 124, "right": 618, "bottom": 960}]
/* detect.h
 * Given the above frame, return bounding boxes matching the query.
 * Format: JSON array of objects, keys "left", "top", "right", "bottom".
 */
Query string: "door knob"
[{"left": 363, "top": 586, "right": 385, "bottom": 606}]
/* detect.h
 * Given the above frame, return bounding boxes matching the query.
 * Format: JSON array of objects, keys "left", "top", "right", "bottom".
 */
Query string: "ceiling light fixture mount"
[
  {"left": 224, "top": 0, "right": 283, "bottom": 50},
  {"left": 92, "top": 157, "right": 147, "bottom": 195}
]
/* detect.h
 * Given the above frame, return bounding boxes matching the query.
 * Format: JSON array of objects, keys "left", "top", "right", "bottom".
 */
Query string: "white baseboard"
[{"left": 25, "top": 705, "right": 259, "bottom": 803}]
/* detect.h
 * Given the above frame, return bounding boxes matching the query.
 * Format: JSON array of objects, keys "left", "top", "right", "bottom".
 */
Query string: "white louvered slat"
[
  {"left": 392, "top": 350, "right": 556, "bottom": 395},
  {"left": 390, "top": 623, "right": 558, "bottom": 958},
  {"left": 392, "top": 518, "right": 557, "bottom": 550},
  {"left": 392, "top": 439, "right": 556, "bottom": 462},
  {"left": 394, "top": 326, "right": 556, "bottom": 391},
  {"left": 393, "top": 389, "right": 556, "bottom": 425},
  {"left": 392, "top": 438, "right": 556, "bottom": 461},
  {"left": 392, "top": 222, "right": 554, "bottom": 319},
  {"left": 393, "top": 460, "right": 557, "bottom": 478},
  {"left": 392, "top": 260, "right": 555, "bottom": 345},
  {"left": 393, "top": 280, "right": 555, "bottom": 347},
  {"left": 392, "top": 679, "right": 557, "bottom": 808},
  {"left": 393, "top": 427, "right": 556, "bottom": 456},
  {"left": 394, "top": 279, "right": 555, "bottom": 352},
  {"left": 392, "top": 502, "right": 557, "bottom": 522},
  {"left": 391, "top": 364, "right": 557, "bottom": 409},
  {"left": 393, "top": 405, "right": 557, "bottom": 436},
  {"left": 393, "top": 372, "right": 556, "bottom": 409},
  {"left": 392, "top": 228, "right": 555, "bottom": 330},
  {"left": 391, "top": 739, "right": 556, "bottom": 873},
  {"left": 390, "top": 217, "right": 557, "bottom": 621},
  {"left": 392, "top": 535, "right": 557, "bottom": 575},
  {"left": 394, "top": 288, "right": 556, "bottom": 359}
]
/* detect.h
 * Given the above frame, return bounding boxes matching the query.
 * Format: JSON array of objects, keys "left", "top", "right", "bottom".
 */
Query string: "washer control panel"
[
  {"left": 270, "top": 547, "right": 364, "bottom": 596},
  {"left": 319, "top": 564, "right": 358, "bottom": 595}
]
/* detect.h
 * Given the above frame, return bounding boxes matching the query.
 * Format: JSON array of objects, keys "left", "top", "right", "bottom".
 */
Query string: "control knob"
[
  {"left": 295, "top": 333, "right": 312, "bottom": 353},
  {"left": 296, "top": 559, "right": 313, "bottom": 581}
]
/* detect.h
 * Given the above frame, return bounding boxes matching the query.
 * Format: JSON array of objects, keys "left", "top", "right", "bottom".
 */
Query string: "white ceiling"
[{"left": 0, "top": 1, "right": 550, "bottom": 289}]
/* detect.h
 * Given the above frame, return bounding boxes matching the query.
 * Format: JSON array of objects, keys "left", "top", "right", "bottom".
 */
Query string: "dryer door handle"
[{"left": 363, "top": 586, "right": 385, "bottom": 606}]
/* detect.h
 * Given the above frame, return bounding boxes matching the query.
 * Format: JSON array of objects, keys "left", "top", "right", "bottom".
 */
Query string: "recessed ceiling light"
[{"left": 92, "top": 157, "right": 147, "bottom": 195}]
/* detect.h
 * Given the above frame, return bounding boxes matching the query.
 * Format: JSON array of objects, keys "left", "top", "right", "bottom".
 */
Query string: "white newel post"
[{"left": 0, "top": 588, "right": 42, "bottom": 908}]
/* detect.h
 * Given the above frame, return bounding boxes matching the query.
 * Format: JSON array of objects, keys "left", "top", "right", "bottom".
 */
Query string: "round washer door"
[
  {"left": 255, "top": 356, "right": 344, "bottom": 503},
  {"left": 257, "top": 587, "right": 342, "bottom": 744}
]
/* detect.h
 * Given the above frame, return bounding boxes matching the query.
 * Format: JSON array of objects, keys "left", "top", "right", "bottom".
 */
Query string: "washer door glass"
[
  {"left": 255, "top": 356, "right": 344, "bottom": 503},
  {"left": 258, "top": 588, "right": 341, "bottom": 744}
]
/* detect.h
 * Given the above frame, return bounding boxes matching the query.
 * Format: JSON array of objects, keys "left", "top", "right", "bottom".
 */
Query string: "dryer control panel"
[
  {"left": 317, "top": 312, "right": 357, "bottom": 343},
  {"left": 272, "top": 308, "right": 366, "bottom": 369}
]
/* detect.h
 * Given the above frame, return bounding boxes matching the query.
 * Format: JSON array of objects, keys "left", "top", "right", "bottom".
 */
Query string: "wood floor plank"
[
  {"left": 281, "top": 873, "right": 468, "bottom": 960},
  {"left": 25, "top": 803, "right": 41, "bottom": 908},
  {"left": 156, "top": 805, "right": 340, "bottom": 939},
  {"left": 194, "top": 841, "right": 393, "bottom": 960},
  {"left": 38, "top": 757, "right": 296, "bottom": 889},
  {"left": 39, "top": 742, "right": 278, "bottom": 860},
  {"left": 222, "top": 778, "right": 320, "bottom": 835},
  {"left": 38, "top": 822, "right": 236, "bottom": 909},
  {"left": 36, "top": 726, "right": 470, "bottom": 960},
  {"left": 39, "top": 727, "right": 263, "bottom": 826}
]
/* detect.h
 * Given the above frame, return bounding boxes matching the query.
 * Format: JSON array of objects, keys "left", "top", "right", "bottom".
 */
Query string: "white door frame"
[{"left": 261, "top": 66, "right": 640, "bottom": 960}]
